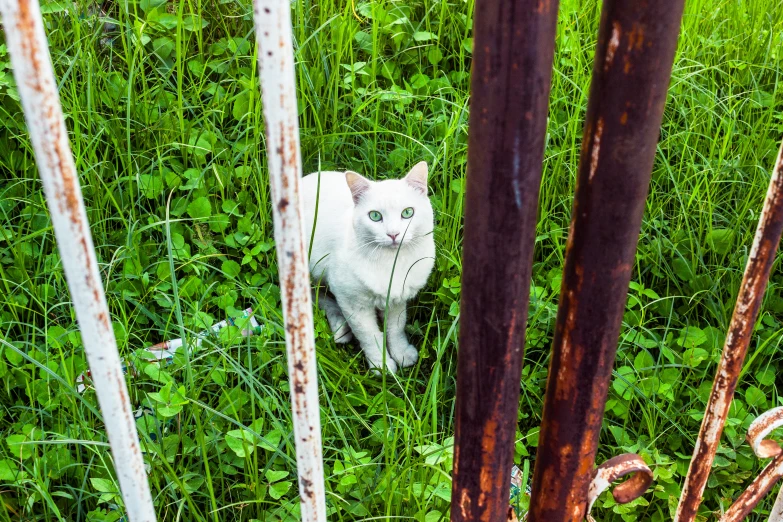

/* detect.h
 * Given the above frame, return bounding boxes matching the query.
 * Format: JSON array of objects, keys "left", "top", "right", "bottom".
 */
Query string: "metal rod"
[
  {"left": 707, "top": 357, "right": 783, "bottom": 520},
  {"left": 769, "top": 485, "right": 783, "bottom": 522},
  {"left": 586, "top": 454, "right": 653, "bottom": 517},
  {"left": 252, "top": 2, "right": 327, "bottom": 521},
  {"left": 719, "top": 454, "right": 783, "bottom": 522},
  {"left": 526, "top": 2, "right": 685, "bottom": 520},
  {"left": 676, "top": 140, "right": 783, "bottom": 522},
  {"left": 0, "top": 0, "right": 156, "bottom": 520},
  {"left": 449, "top": 0, "right": 559, "bottom": 519},
  {"left": 748, "top": 407, "right": 783, "bottom": 459}
]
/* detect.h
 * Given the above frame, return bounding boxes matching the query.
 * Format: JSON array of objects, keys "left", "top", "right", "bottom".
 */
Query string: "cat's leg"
[
  {"left": 312, "top": 288, "right": 353, "bottom": 343},
  {"left": 383, "top": 301, "right": 418, "bottom": 368},
  {"left": 335, "top": 294, "right": 397, "bottom": 373}
]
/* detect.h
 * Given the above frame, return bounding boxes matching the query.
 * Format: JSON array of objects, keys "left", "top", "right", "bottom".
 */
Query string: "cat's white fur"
[{"left": 301, "top": 162, "right": 435, "bottom": 373}]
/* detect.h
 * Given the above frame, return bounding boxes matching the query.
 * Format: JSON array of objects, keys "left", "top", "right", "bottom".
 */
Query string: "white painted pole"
[
  {"left": 252, "top": 1, "right": 327, "bottom": 521},
  {"left": 0, "top": 1, "right": 156, "bottom": 520},
  {"left": 769, "top": 485, "right": 783, "bottom": 522}
]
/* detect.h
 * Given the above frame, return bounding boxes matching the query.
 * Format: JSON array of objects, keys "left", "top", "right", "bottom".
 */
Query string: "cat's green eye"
[
  {"left": 401, "top": 207, "right": 414, "bottom": 219},
  {"left": 368, "top": 211, "right": 383, "bottom": 222}
]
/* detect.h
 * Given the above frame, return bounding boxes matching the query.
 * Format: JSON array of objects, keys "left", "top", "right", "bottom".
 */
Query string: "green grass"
[{"left": 0, "top": 0, "right": 782, "bottom": 520}]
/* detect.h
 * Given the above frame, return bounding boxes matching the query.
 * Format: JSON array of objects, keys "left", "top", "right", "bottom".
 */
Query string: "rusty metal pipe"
[
  {"left": 716, "top": 406, "right": 783, "bottom": 521},
  {"left": 449, "top": 0, "right": 560, "bottom": 520},
  {"left": 719, "top": 454, "right": 783, "bottom": 522},
  {"left": 586, "top": 454, "right": 654, "bottom": 517},
  {"left": 252, "top": 1, "right": 327, "bottom": 521},
  {"left": 676, "top": 141, "right": 783, "bottom": 522},
  {"left": 526, "top": 2, "right": 685, "bottom": 521},
  {"left": 0, "top": 0, "right": 156, "bottom": 519}
]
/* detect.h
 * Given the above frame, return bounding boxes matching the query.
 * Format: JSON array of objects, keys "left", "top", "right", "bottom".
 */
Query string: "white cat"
[{"left": 301, "top": 162, "right": 435, "bottom": 373}]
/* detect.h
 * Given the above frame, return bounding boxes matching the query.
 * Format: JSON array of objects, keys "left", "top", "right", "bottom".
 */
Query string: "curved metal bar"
[
  {"left": 719, "top": 454, "right": 783, "bottom": 522},
  {"left": 676, "top": 140, "right": 783, "bottom": 522},
  {"left": 716, "top": 408, "right": 783, "bottom": 521},
  {"left": 586, "top": 454, "right": 653, "bottom": 517},
  {"left": 0, "top": 0, "right": 157, "bottom": 520},
  {"left": 748, "top": 407, "right": 783, "bottom": 459}
]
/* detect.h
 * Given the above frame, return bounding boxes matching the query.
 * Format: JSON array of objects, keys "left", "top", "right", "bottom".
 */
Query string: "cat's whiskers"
[{"left": 356, "top": 237, "right": 385, "bottom": 251}]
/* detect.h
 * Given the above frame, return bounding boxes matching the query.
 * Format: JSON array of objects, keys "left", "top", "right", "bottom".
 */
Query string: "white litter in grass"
[{"left": 75, "top": 307, "right": 262, "bottom": 393}]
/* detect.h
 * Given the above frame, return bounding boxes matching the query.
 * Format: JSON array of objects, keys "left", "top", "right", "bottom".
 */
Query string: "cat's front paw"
[
  {"left": 326, "top": 315, "right": 353, "bottom": 344},
  {"left": 333, "top": 324, "right": 353, "bottom": 344},
  {"left": 391, "top": 344, "right": 419, "bottom": 368},
  {"left": 366, "top": 352, "right": 398, "bottom": 374}
]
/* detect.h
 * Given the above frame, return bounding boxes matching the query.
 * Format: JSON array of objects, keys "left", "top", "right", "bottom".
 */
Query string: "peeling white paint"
[
  {"left": 605, "top": 22, "right": 621, "bottom": 70},
  {"left": 589, "top": 119, "right": 604, "bottom": 182}
]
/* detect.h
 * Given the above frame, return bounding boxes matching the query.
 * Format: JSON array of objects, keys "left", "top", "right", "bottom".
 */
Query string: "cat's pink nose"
[{"left": 388, "top": 233, "right": 399, "bottom": 242}]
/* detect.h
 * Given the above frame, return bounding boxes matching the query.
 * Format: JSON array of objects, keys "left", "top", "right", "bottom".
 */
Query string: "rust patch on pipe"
[
  {"left": 626, "top": 23, "right": 644, "bottom": 51},
  {"left": 16, "top": 0, "right": 82, "bottom": 228},
  {"left": 14, "top": 0, "right": 112, "bottom": 341}
]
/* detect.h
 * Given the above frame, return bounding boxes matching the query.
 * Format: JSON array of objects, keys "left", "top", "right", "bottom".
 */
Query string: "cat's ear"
[
  {"left": 345, "top": 171, "right": 371, "bottom": 204},
  {"left": 405, "top": 161, "right": 428, "bottom": 195}
]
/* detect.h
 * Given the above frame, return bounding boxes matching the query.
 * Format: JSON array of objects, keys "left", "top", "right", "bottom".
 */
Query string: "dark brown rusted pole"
[
  {"left": 675, "top": 140, "right": 783, "bottom": 522},
  {"left": 450, "top": 0, "right": 559, "bottom": 520},
  {"left": 526, "top": 2, "right": 685, "bottom": 521}
]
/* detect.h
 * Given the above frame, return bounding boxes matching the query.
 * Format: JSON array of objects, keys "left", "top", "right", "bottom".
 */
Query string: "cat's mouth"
[
  {"left": 366, "top": 236, "right": 414, "bottom": 249},
  {"left": 386, "top": 234, "right": 419, "bottom": 248}
]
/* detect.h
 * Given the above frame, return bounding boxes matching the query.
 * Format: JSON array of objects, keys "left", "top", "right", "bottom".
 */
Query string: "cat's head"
[{"left": 345, "top": 162, "right": 434, "bottom": 250}]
